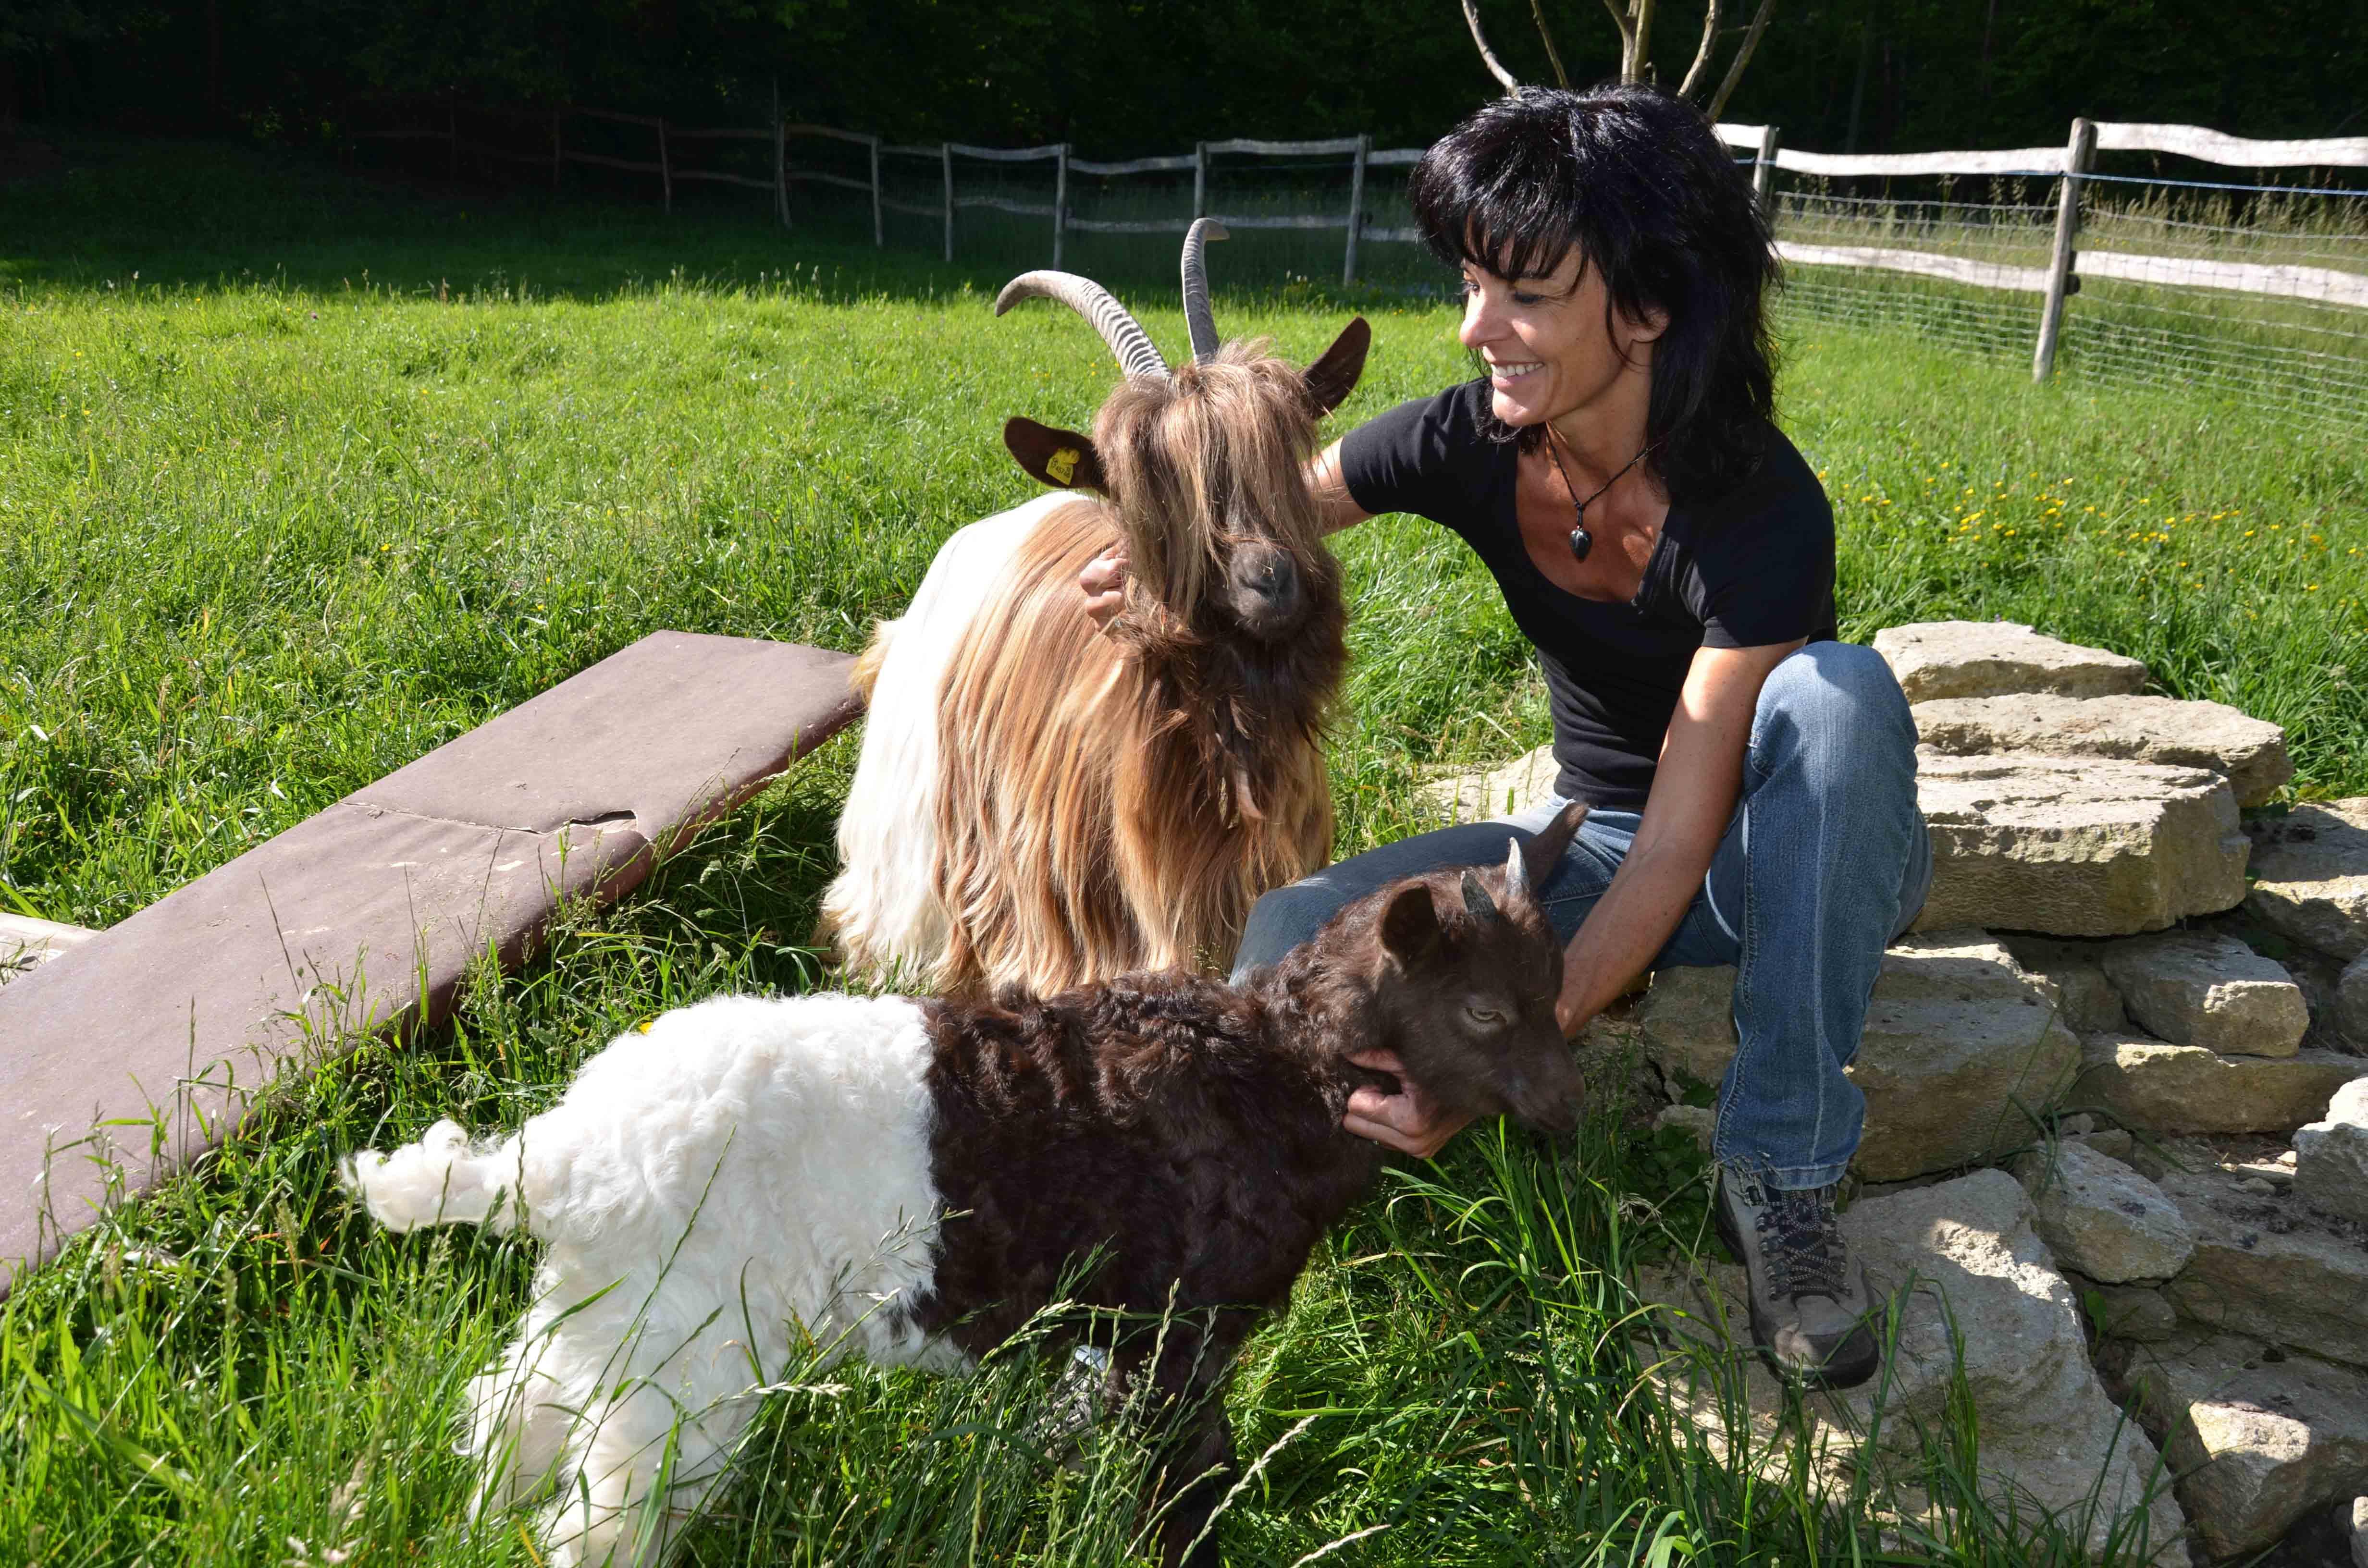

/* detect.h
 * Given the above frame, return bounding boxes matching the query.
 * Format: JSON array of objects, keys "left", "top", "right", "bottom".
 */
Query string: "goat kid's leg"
[
  {"left": 461, "top": 1327, "right": 573, "bottom": 1519},
  {"left": 1111, "top": 1320, "right": 1249, "bottom": 1568},
  {"left": 538, "top": 1370, "right": 759, "bottom": 1567}
]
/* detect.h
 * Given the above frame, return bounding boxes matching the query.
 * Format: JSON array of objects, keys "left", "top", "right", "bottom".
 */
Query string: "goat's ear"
[
  {"left": 1003, "top": 417, "right": 1110, "bottom": 494},
  {"left": 1303, "top": 318, "right": 1371, "bottom": 418},
  {"left": 1379, "top": 882, "right": 1442, "bottom": 967},
  {"left": 1518, "top": 801, "right": 1589, "bottom": 897}
]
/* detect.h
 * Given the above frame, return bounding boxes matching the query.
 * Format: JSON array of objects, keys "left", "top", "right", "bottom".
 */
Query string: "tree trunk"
[{"left": 1845, "top": 0, "right": 1874, "bottom": 152}]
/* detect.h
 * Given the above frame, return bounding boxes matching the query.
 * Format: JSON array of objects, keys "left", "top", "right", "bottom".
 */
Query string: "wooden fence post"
[
  {"left": 1053, "top": 143, "right": 1069, "bottom": 267},
  {"left": 941, "top": 143, "right": 955, "bottom": 263},
  {"left": 551, "top": 110, "right": 563, "bottom": 191},
  {"left": 658, "top": 118, "right": 673, "bottom": 213},
  {"left": 2033, "top": 117, "right": 2097, "bottom": 382},
  {"left": 1193, "top": 141, "right": 1208, "bottom": 220},
  {"left": 869, "top": 135, "right": 884, "bottom": 247},
  {"left": 1754, "top": 124, "right": 1781, "bottom": 208},
  {"left": 1342, "top": 133, "right": 1370, "bottom": 284}
]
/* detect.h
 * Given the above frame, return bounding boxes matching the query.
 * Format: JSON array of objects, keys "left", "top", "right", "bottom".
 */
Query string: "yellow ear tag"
[{"left": 1046, "top": 447, "right": 1080, "bottom": 485}]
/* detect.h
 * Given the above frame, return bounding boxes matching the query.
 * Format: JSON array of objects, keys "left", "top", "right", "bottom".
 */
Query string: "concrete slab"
[{"left": 0, "top": 632, "right": 857, "bottom": 1295}]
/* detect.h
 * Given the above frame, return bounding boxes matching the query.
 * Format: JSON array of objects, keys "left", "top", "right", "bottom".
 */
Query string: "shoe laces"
[{"left": 1754, "top": 1183, "right": 1850, "bottom": 1301}]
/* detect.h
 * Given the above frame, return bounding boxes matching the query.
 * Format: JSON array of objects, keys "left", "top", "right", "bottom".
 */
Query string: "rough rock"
[
  {"left": 2071, "top": 1276, "right": 2181, "bottom": 1341},
  {"left": 2350, "top": 1495, "right": 2368, "bottom": 1568},
  {"left": 1637, "top": 934, "right": 2077, "bottom": 1182},
  {"left": 2294, "top": 1078, "right": 2368, "bottom": 1226},
  {"left": 2341, "top": 955, "right": 2368, "bottom": 1047},
  {"left": 1652, "top": 1102, "right": 1716, "bottom": 1153},
  {"left": 1874, "top": 620, "right": 2149, "bottom": 703},
  {"left": 1638, "top": 1171, "right": 2185, "bottom": 1558},
  {"left": 2245, "top": 801, "right": 2368, "bottom": 961},
  {"left": 2013, "top": 1140, "right": 2195, "bottom": 1283},
  {"left": 1912, "top": 692, "right": 2293, "bottom": 807},
  {"left": 2072, "top": 1035, "right": 2360, "bottom": 1136},
  {"left": 2155, "top": 1165, "right": 2368, "bottom": 1369},
  {"left": 1914, "top": 752, "right": 2249, "bottom": 937},
  {"left": 1418, "top": 743, "right": 1559, "bottom": 823},
  {"left": 2100, "top": 932, "right": 2309, "bottom": 1058},
  {"left": 2112, "top": 1329, "right": 2368, "bottom": 1558},
  {"left": 2002, "top": 935, "right": 2131, "bottom": 1032},
  {"left": 1636, "top": 964, "right": 1738, "bottom": 1093}
]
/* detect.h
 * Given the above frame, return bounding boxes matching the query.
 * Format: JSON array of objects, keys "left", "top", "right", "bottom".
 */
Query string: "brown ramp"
[{"left": 0, "top": 632, "right": 859, "bottom": 1296}]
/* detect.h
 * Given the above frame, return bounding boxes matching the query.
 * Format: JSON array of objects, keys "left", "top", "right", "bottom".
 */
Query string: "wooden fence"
[{"left": 357, "top": 104, "right": 2368, "bottom": 383}]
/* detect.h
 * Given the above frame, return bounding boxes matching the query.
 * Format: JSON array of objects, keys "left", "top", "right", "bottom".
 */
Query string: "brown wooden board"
[{"left": 0, "top": 632, "right": 858, "bottom": 1295}]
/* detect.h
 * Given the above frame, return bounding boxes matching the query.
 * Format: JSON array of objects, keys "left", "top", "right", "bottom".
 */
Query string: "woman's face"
[{"left": 1456, "top": 249, "right": 1665, "bottom": 432}]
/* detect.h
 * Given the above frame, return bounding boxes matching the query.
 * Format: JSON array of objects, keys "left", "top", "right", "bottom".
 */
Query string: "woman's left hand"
[{"left": 1342, "top": 1047, "right": 1475, "bottom": 1157}]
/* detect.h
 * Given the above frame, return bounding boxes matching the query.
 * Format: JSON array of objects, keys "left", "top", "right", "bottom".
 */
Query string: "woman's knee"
[{"left": 1754, "top": 642, "right": 1917, "bottom": 770}]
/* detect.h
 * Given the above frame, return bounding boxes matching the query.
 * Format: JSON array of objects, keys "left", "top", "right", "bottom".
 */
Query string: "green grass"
[{"left": 1, "top": 135, "right": 2358, "bottom": 1567}]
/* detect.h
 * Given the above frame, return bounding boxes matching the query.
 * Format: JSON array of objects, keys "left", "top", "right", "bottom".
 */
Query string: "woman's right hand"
[{"left": 1080, "top": 545, "right": 1129, "bottom": 631}]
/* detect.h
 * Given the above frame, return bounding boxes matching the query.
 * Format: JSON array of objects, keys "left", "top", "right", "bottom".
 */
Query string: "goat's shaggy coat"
[
  {"left": 346, "top": 808, "right": 1587, "bottom": 1568},
  {"left": 821, "top": 235, "right": 1366, "bottom": 999}
]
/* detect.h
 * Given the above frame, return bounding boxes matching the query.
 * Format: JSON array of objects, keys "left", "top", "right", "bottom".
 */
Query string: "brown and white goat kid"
[
  {"left": 345, "top": 804, "right": 1588, "bottom": 1568},
  {"left": 820, "top": 221, "right": 1369, "bottom": 998}
]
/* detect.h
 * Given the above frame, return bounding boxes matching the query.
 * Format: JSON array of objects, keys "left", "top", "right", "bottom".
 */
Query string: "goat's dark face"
[{"left": 1367, "top": 804, "right": 1591, "bottom": 1136}]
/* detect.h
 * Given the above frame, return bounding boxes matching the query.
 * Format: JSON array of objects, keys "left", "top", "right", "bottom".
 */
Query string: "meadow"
[{"left": 1, "top": 136, "right": 2364, "bottom": 1567}]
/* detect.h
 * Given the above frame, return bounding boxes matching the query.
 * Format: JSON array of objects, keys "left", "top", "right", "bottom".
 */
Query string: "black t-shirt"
[{"left": 1342, "top": 380, "right": 1836, "bottom": 811}]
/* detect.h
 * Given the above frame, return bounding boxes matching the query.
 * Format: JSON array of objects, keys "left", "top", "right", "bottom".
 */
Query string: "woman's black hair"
[{"left": 1408, "top": 83, "right": 1780, "bottom": 504}]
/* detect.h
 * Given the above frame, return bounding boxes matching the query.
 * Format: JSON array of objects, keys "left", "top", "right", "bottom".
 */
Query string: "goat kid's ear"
[
  {"left": 1517, "top": 801, "right": 1590, "bottom": 897},
  {"left": 1003, "top": 417, "right": 1110, "bottom": 494},
  {"left": 1379, "top": 882, "right": 1442, "bottom": 967},
  {"left": 1302, "top": 318, "right": 1371, "bottom": 418}
]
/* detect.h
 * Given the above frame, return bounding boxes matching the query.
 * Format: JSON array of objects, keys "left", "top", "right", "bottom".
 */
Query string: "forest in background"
[{"left": 4, "top": 0, "right": 2364, "bottom": 159}]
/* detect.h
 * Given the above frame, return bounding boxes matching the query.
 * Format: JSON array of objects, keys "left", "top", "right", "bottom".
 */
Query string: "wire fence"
[{"left": 350, "top": 100, "right": 2368, "bottom": 435}]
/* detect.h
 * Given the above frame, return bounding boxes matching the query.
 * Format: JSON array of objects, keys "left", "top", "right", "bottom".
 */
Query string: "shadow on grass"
[{"left": 0, "top": 133, "right": 1446, "bottom": 309}]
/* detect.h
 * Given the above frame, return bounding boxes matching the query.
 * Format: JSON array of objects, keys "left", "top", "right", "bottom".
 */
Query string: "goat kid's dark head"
[
  {"left": 997, "top": 221, "right": 1369, "bottom": 645},
  {"left": 1365, "top": 801, "right": 1590, "bottom": 1137}
]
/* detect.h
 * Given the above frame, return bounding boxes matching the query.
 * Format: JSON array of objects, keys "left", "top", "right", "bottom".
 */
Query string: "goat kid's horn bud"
[
  {"left": 1460, "top": 869, "right": 1499, "bottom": 925},
  {"left": 1503, "top": 836, "right": 1529, "bottom": 901}
]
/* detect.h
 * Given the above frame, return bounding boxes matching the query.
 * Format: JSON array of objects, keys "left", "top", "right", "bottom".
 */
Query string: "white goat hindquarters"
[
  {"left": 345, "top": 992, "right": 955, "bottom": 1568},
  {"left": 823, "top": 491, "right": 1076, "bottom": 990}
]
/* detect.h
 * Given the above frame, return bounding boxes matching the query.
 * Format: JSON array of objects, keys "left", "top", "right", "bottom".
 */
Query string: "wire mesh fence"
[{"left": 351, "top": 102, "right": 2367, "bottom": 434}]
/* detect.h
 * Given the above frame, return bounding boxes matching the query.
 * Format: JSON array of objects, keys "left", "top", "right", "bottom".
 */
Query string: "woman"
[{"left": 1086, "top": 85, "right": 1928, "bottom": 1389}]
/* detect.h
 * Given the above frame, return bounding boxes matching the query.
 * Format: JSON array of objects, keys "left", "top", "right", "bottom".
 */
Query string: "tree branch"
[
  {"left": 1461, "top": 0, "right": 1523, "bottom": 94},
  {"left": 1630, "top": 0, "right": 1656, "bottom": 82},
  {"left": 1676, "top": 0, "right": 1723, "bottom": 100},
  {"left": 1598, "top": 0, "right": 1637, "bottom": 77},
  {"left": 1528, "top": 0, "right": 1571, "bottom": 87},
  {"left": 1705, "top": 0, "right": 1776, "bottom": 119}
]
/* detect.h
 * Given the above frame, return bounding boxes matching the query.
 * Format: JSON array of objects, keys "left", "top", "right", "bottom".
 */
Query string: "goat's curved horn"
[
  {"left": 1504, "top": 837, "right": 1529, "bottom": 901},
  {"left": 995, "top": 270, "right": 1169, "bottom": 381},
  {"left": 1181, "top": 219, "right": 1230, "bottom": 364},
  {"left": 1461, "top": 869, "right": 1499, "bottom": 925}
]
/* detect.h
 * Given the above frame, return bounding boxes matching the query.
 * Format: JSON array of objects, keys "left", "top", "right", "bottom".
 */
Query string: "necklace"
[{"left": 1543, "top": 427, "right": 1652, "bottom": 564}]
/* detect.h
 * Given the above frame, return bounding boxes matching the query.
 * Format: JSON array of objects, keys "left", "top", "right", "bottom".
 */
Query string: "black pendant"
[{"left": 1567, "top": 524, "right": 1594, "bottom": 563}]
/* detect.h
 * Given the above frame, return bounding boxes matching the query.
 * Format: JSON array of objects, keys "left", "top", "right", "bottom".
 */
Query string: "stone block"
[
  {"left": 0, "top": 912, "right": 96, "bottom": 985},
  {"left": 2245, "top": 800, "right": 2368, "bottom": 961},
  {"left": 2013, "top": 1140, "right": 2195, "bottom": 1283},
  {"left": 2350, "top": 1496, "right": 2368, "bottom": 1568},
  {"left": 1418, "top": 742, "right": 1559, "bottom": 823},
  {"left": 2100, "top": 932, "right": 2308, "bottom": 1058},
  {"left": 2002, "top": 934, "right": 2132, "bottom": 1032},
  {"left": 2341, "top": 954, "right": 2368, "bottom": 1047},
  {"left": 2073, "top": 1036, "right": 2359, "bottom": 1136},
  {"left": 2156, "top": 1165, "right": 2368, "bottom": 1369},
  {"left": 2294, "top": 1078, "right": 2368, "bottom": 1226},
  {"left": 1914, "top": 752, "right": 2248, "bottom": 938},
  {"left": 1638, "top": 1171, "right": 2185, "bottom": 1559},
  {"left": 2116, "top": 1330, "right": 2368, "bottom": 1558},
  {"left": 2071, "top": 1277, "right": 2180, "bottom": 1341},
  {"left": 1874, "top": 620, "right": 2149, "bottom": 703},
  {"left": 1912, "top": 691, "right": 2293, "bottom": 807},
  {"left": 1652, "top": 1103, "right": 1715, "bottom": 1153},
  {"left": 1636, "top": 935, "right": 2076, "bottom": 1182}
]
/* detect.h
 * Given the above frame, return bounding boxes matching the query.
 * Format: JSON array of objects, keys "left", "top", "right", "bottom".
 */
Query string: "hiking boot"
[{"left": 1713, "top": 1165, "right": 1879, "bottom": 1390}]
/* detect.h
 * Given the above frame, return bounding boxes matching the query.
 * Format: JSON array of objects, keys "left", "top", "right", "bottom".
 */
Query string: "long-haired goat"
[
  {"left": 345, "top": 805, "right": 1588, "bottom": 1568},
  {"left": 819, "top": 221, "right": 1369, "bottom": 998}
]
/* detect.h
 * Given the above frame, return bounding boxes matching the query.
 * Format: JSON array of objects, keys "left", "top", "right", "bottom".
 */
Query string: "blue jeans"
[{"left": 1230, "top": 642, "right": 1933, "bottom": 1191}]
